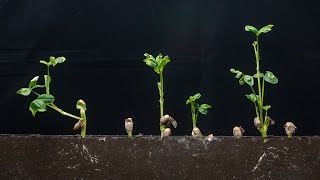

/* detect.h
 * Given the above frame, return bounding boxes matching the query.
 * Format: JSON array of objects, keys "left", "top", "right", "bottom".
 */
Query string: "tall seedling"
[
  {"left": 17, "top": 56, "right": 88, "bottom": 138},
  {"left": 143, "top": 53, "right": 170, "bottom": 136},
  {"left": 230, "top": 25, "right": 278, "bottom": 142}
]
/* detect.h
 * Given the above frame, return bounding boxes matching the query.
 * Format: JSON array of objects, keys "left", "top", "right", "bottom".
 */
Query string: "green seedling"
[
  {"left": 230, "top": 24, "right": 278, "bottom": 142},
  {"left": 143, "top": 53, "right": 170, "bottom": 136},
  {"left": 186, "top": 93, "right": 212, "bottom": 137},
  {"left": 17, "top": 56, "right": 88, "bottom": 138}
]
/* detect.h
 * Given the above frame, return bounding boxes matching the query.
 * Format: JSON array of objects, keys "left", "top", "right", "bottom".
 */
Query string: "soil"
[{"left": 0, "top": 135, "right": 319, "bottom": 179}]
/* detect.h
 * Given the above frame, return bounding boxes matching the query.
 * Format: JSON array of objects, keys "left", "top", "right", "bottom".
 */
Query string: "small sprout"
[
  {"left": 284, "top": 122, "right": 297, "bottom": 138},
  {"left": 125, "top": 118, "right": 134, "bottom": 137},
  {"left": 192, "top": 127, "right": 202, "bottom": 138},
  {"left": 163, "top": 128, "right": 171, "bottom": 137},
  {"left": 233, "top": 126, "right": 245, "bottom": 139},
  {"left": 205, "top": 134, "right": 214, "bottom": 142},
  {"left": 73, "top": 120, "right": 84, "bottom": 130}
]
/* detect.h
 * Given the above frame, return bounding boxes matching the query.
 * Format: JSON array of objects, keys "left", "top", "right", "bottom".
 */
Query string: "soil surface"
[{"left": 0, "top": 135, "right": 319, "bottom": 179}]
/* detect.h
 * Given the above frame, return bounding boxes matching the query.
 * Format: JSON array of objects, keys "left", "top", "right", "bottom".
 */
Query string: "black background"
[{"left": 1, "top": 0, "right": 319, "bottom": 136}]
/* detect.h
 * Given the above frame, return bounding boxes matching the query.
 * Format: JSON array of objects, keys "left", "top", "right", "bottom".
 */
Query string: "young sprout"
[
  {"left": 233, "top": 126, "right": 245, "bottom": 139},
  {"left": 186, "top": 93, "right": 212, "bottom": 138},
  {"left": 284, "top": 122, "right": 297, "bottom": 138},
  {"left": 230, "top": 24, "right": 278, "bottom": 143},
  {"left": 205, "top": 134, "right": 214, "bottom": 142},
  {"left": 143, "top": 53, "right": 170, "bottom": 136},
  {"left": 124, "top": 118, "right": 134, "bottom": 137},
  {"left": 16, "top": 56, "right": 88, "bottom": 138}
]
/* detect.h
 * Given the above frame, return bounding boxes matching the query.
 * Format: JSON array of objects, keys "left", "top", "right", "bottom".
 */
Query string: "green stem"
[
  {"left": 250, "top": 86, "right": 259, "bottom": 118},
  {"left": 32, "top": 90, "right": 40, "bottom": 96},
  {"left": 127, "top": 131, "right": 132, "bottom": 138},
  {"left": 191, "top": 102, "right": 196, "bottom": 128},
  {"left": 47, "top": 103, "right": 82, "bottom": 121},
  {"left": 259, "top": 125, "right": 268, "bottom": 143},
  {"left": 159, "top": 72, "right": 165, "bottom": 135},
  {"left": 80, "top": 109, "right": 87, "bottom": 138},
  {"left": 46, "top": 65, "right": 50, "bottom": 94},
  {"left": 254, "top": 36, "right": 264, "bottom": 126}
]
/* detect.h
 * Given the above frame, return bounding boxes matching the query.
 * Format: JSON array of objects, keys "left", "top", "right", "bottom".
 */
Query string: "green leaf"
[
  {"left": 244, "top": 75, "right": 254, "bottom": 86},
  {"left": 193, "top": 93, "right": 201, "bottom": 100},
  {"left": 16, "top": 88, "right": 31, "bottom": 96},
  {"left": 49, "top": 56, "right": 57, "bottom": 66},
  {"left": 264, "top": 71, "right": 278, "bottom": 84},
  {"left": 76, "top": 99, "right": 87, "bottom": 111},
  {"left": 155, "top": 54, "right": 163, "bottom": 63},
  {"left": 263, "top": 105, "right": 271, "bottom": 111},
  {"left": 245, "top": 25, "right": 258, "bottom": 35},
  {"left": 44, "top": 75, "right": 51, "bottom": 89},
  {"left": 29, "top": 99, "right": 47, "bottom": 116},
  {"left": 186, "top": 96, "right": 194, "bottom": 105},
  {"left": 143, "top": 58, "right": 157, "bottom": 68},
  {"left": 28, "top": 76, "right": 39, "bottom": 88},
  {"left": 39, "top": 60, "right": 48, "bottom": 66},
  {"left": 239, "top": 76, "right": 245, "bottom": 85},
  {"left": 252, "top": 73, "right": 264, "bottom": 78},
  {"left": 257, "top": 24, "right": 274, "bottom": 35},
  {"left": 37, "top": 94, "right": 55, "bottom": 104},
  {"left": 157, "top": 55, "right": 170, "bottom": 73},
  {"left": 55, "top": 57, "right": 66, "bottom": 64},
  {"left": 230, "top": 68, "right": 243, "bottom": 79},
  {"left": 198, "top": 104, "right": 212, "bottom": 115},
  {"left": 245, "top": 93, "right": 257, "bottom": 102}
]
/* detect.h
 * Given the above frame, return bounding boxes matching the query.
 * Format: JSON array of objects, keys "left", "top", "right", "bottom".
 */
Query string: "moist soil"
[{"left": 0, "top": 135, "right": 319, "bottom": 179}]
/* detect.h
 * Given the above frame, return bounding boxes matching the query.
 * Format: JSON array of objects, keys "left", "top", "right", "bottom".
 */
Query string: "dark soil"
[{"left": 0, "top": 135, "right": 319, "bottom": 179}]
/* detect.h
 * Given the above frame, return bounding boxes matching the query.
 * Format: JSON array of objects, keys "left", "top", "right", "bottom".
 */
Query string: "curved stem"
[{"left": 47, "top": 103, "right": 82, "bottom": 121}]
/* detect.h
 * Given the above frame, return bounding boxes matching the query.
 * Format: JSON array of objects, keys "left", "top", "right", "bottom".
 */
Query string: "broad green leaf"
[
  {"left": 55, "top": 57, "right": 66, "bottom": 64},
  {"left": 49, "top": 56, "right": 57, "bottom": 66},
  {"left": 44, "top": 75, "right": 51, "bottom": 89},
  {"left": 263, "top": 105, "right": 271, "bottom": 111},
  {"left": 29, "top": 76, "right": 39, "bottom": 88},
  {"left": 16, "top": 88, "right": 31, "bottom": 96},
  {"left": 193, "top": 93, "right": 201, "bottom": 100},
  {"left": 245, "top": 25, "right": 258, "bottom": 35},
  {"left": 39, "top": 60, "right": 48, "bottom": 66},
  {"left": 244, "top": 75, "right": 254, "bottom": 86},
  {"left": 29, "top": 99, "right": 47, "bottom": 116},
  {"left": 37, "top": 94, "right": 55, "bottom": 104},
  {"left": 76, "top": 99, "right": 87, "bottom": 111},
  {"left": 198, "top": 104, "right": 212, "bottom": 115},
  {"left": 252, "top": 73, "right": 264, "bottom": 78},
  {"left": 239, "top": 76, "right": 245, "bottom": 85},
  {"left": 245, "top": 93, "right": 257, "bottom": 102},
  {"left": 264, "top": 71, "right": 278, "bottom": 84},
  {"left": 143, "top": 58, "right": 157, "bottom": 68},
  {"left": 257, "top": 24, "right": 274, "bottom": 35}
]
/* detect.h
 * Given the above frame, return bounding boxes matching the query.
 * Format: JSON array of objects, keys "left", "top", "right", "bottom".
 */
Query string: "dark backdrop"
[{"left": 1, "top": 0, "right": 319, "bottom": 136}]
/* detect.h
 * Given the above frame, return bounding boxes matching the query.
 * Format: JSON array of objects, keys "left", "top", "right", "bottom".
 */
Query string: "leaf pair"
[
  {"left": 186, "top": 93, "right": 212, "bottom": 115},
  {"left": 245, "top": 24, "right": 274, "bottom": 36},
  {"left": 143, "top": 53, "right": 170, "bottom": 74},
  {"left": 40, "top": 56, "right": 66, "bottom": 67},
  {"left": 231, "top": 68, "right": 278, "bottom": 87},
  {"left": 16, "top": 76, "right": 45, "bottom": 96},
  {"left": 29, "top": 94, "right": 55, "bottom": 116}
]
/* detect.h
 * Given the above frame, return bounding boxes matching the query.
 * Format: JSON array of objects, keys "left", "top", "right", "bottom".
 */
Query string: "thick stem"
[
  {"left": 80, "top": 109, "right": 87, "bottom": 138},
  {"left": 47, "top": 103, "right": 82, "bottom": 121},
  {"left": 159, "top": 72, "right": 165, "bottom": 135},
  {"left": 127, "top": 131, "right": 132, "bottom": 138},
  {"left": 191, "top": 102, "right": 196, "bottom": 128},
  {"left": 259, "top": 125, "right": 268, "bottom": 143}
]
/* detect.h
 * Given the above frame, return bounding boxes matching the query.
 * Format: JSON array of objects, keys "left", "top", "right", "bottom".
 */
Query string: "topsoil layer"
[{"left": 0, "top": 135, "right": 319, "bottom": 180}]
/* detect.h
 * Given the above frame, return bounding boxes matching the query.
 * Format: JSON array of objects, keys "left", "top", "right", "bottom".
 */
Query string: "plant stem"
[
  {"left": 47, "top": 103, "right": 82, "bottom": 121},
  {"left": 46, "top": 65, "right": 50, "bottom": 94},
  {"left": 80, "top": 109, "right": 87, "bottom": 138},
  {"left": 254, "top": 36, "right": 264, "bottom": 126},
  {"left": 159, "top": 72, "right": 165, "bottom": 135},
  {"left": 191, "top": 102, "right": 196, "bottom": 128},
  {"left": 127, "top": 131, "right": 132, "bottom": 138}
]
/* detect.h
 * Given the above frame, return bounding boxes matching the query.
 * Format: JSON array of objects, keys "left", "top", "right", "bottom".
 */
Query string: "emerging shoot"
[
  {"left": 16, "top": 56, "right": 88, "bottom": 138},
  {"left": 186, "top": 93, "right": 212, "bottom": 138},
  {"left": 125, "top": 118, "right": 134, "bottom": 137},
  {"left": 143, "top": 53, "right": 170, "bottom": 136},
  {"left": 230, "top": 24, "right": 278, "bottom": 142},
  {"left": 233, "top": 126, "right": 245, "bottom": 139},
  {"left": 284, "top": 122, "right": 297, "bottom": 138}
]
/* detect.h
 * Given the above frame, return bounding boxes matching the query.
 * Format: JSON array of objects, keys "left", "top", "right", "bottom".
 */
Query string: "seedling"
[
  {"left": 186, "top": 93, "right": 212, "bottom": 137},
  {"left": 16, "top": 56, "right": 88, "bottom": 138},
  {"left": 230, "top": 24, "right": 278, "bottom": 142},
  {"left": 124, "top": 118, "right": 134, "bottom": 137},
  {"left": 284, "top": 122, "right": 297, "bottom": 138},
  {"left": 143, "top": 53, "right": 170, "bottom": 136}
]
